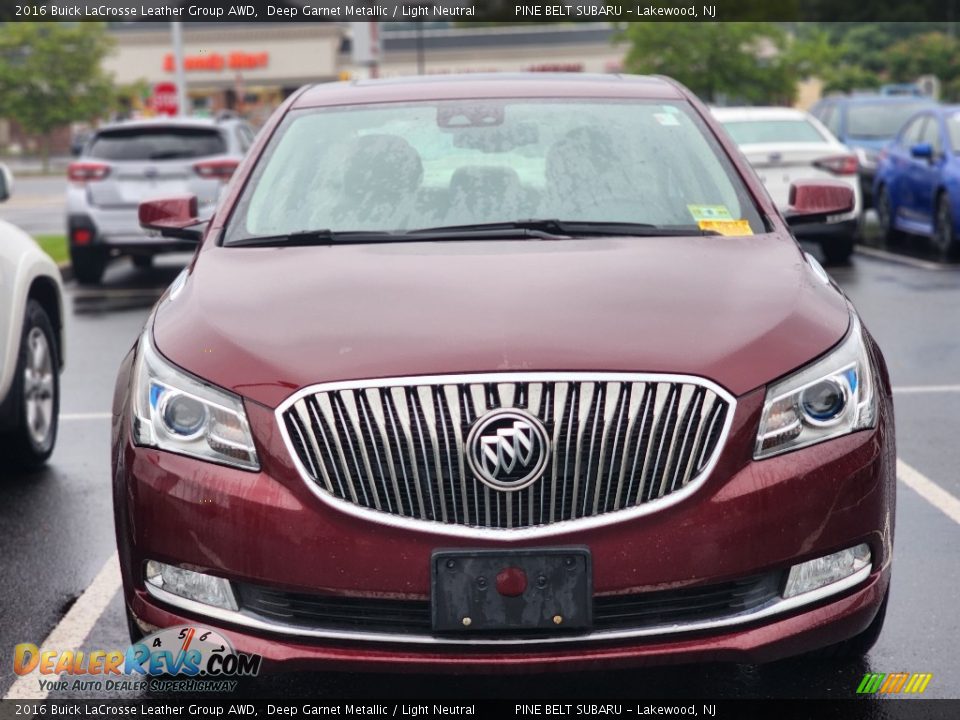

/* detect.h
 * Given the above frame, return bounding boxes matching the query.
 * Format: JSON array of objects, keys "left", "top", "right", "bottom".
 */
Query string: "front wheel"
[
  {"left": 821, "top": 235, "right": 854, "bottom": 265},
  {"left": 933, "top": 192, "right": 959, "bottom": 259},
  {"left": 0, "top": 300, "right": 60, "bottom": 471},
  {"left": 876, "top": 185, "right": 902, "bottom": 246}
]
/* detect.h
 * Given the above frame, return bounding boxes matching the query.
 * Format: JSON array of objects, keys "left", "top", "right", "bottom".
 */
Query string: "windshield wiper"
[
  {"left": 228, "top": 220, "right": 722, "bottom": 248},
  {"left": 227, "top": 226, "right": 569, "bottom": 247},
  {"left": 411, "top": 220, "right": 721, "bottom": 237},
  {"left": 227, "top": 229, "right": 401, "bottom": 247}
]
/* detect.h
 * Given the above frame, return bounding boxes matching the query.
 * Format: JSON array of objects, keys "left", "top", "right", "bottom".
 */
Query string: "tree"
[
  {"left": 621, "top": 23, "right": 798, "bottom": 105},
  {"left": 0, "top": 23, "right": 116, "bottom": 170}
]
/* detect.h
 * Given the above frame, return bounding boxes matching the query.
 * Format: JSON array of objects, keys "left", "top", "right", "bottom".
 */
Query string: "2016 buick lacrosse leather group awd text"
[{"left": 112, "top": 73, "right": 895, "bottom": 672}]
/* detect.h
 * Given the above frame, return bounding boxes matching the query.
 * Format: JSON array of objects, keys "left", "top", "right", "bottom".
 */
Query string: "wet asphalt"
[{"left": 0, "top": 238, "right": 958, "bottom": 702}]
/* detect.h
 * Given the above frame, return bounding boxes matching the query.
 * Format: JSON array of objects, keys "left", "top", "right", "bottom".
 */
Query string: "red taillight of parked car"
[
  {"left": 813, "top": 155, "right": 859, "bottom": 176},
  {"left": 67, "top": 162, "right": 110, "bottom": 183},
  {"left": 71, "top": 228, "right": 92, "bottom": 246},
  {"left": 194, "top": 159, "right": 239, "bottom": 181}
]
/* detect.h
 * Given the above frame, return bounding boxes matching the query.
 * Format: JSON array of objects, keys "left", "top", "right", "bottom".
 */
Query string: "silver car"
[{"left": 66, "top": 116, "right": 255, "bottom": 284}]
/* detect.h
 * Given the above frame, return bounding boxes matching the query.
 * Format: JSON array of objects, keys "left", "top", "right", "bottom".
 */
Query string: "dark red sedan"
[{"left": 113, "top": 74, "right": 894, "bottom": 673}]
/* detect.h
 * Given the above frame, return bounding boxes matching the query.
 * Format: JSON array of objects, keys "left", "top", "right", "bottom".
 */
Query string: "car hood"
[{"left": 153, "top": 235, "right": 850, "bottom": 408}]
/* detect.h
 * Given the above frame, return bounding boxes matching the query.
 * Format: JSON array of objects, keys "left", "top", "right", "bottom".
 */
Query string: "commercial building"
[{"left": 103, "top": 22, "right": 627, "bottom": 124}]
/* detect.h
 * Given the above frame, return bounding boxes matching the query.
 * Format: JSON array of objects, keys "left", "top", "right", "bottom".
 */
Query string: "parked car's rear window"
[
  {"left": 846, "top": 103, "right": 932, "bottom": 139},
  {"left": 721, "top": 119, "right": 826, "bottom": 145},
  {"left": 226, "top": 99, "right": 764, "bottom": 241},
  {"left": 88, "top": 127, "right": 226, "bottom": 161}
]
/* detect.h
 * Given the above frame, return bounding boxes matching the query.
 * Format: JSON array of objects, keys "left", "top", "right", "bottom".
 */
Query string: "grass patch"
[{"left": 34, "top": 234, "right": 68, "bottom": 265}]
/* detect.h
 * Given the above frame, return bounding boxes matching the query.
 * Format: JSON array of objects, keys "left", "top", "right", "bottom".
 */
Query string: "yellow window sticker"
[
  {"left": 698, "top": 219, "right": 754, "bottom": 236},
  {"left": 687, "top": 205, "right": 733, "bottom": 222}
]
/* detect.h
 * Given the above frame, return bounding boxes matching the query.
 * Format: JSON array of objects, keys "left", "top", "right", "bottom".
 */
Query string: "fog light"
[
  {"left": 145, "top": 560, "right": 238, "bottom": 611},
  {"left": 783, "top": 544, "right": 871, "bottom": 599}
]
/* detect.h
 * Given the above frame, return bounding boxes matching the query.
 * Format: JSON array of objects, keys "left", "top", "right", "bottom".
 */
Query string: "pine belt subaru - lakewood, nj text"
[{"left": 112, "top": 74, "right": 895, "bottom": 673}]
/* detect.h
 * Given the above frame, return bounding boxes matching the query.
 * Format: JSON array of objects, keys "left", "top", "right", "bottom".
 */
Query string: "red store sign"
[{"left": 163, "top": 52, "right": 269, "bottom": 73}]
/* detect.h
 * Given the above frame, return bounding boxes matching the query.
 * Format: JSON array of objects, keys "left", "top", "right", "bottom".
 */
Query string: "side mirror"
[
  {"left": 138, "top": 196, "right": 205, "bottom": 241},
  {"left": 910, "top": 142, "right": 934, "bottom": 160},
  {"left": 785, "top": 180, "right": 856, "bottom": 227},
  {"left": 0, "top": 164, "right": 13, "bottom": 203}
]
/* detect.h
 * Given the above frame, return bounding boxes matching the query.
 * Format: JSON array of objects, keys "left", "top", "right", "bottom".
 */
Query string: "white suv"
[
  {"left": 66, "top": 116, "right": 255, "bottom": 284},
  {"left": 0, "top": 165, "right": 65, "bottom": 470}
]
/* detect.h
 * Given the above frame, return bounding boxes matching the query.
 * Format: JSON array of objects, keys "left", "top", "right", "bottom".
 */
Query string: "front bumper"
[{"left": 113, "top": 382, "right": 895, "bottom": 672}]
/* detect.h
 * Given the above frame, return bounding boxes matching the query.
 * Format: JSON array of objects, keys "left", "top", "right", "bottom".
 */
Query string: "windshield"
[
  {"left": 846, "top": 103, "right": 932, "bottom": 139},
  {"left": 721, "top": 119, "right": 826, "bottom": 144},
  {"left": 945, "top": 112, "right": 960, "bottom": 152},
  {"left": 225, "top": 99, "right": 763, "bottom": 242}
]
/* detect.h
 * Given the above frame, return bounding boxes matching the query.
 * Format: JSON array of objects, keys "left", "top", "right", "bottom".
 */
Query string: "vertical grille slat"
[
  {"left": 362, "top": 388, "right": 405, "bottom": 516},
  {"left": 281, "top": 375, "right": 732, "bottom": 531}
]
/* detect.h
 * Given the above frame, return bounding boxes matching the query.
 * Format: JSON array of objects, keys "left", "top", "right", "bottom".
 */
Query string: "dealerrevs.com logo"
[{"left": 14, "top": 625, "right": 262, "bottom": 693}]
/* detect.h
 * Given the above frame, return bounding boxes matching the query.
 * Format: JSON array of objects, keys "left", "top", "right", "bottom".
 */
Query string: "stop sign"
[{"left": 150, "top": 82, "right": 178, "bottom": 116}]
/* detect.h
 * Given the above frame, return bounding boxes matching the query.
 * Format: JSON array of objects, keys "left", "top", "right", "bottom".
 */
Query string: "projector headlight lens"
[
  {"left": 132, "top": 328, "right": 259, "bottom": 471},
  {"left": 755, "top": 314, "right": 876, "bottom": 459}
]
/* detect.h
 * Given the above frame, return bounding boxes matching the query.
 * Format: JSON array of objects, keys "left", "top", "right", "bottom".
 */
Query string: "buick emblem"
[{"left": 466, "top": 409, "right": 550, "bottom": 492}]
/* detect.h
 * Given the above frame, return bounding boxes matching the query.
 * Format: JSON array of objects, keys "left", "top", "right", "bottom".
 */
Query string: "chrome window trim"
[
  {"left": 274, "top": 372, "right": 737, "bottom": 539},
  {"left": 144, "top": 564, "right": 872, "bottom": 647}
]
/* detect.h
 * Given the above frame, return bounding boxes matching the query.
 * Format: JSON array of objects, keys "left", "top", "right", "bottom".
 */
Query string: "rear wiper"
[{"left": 411, "top": 220, "right": 721, "bottom": 237}]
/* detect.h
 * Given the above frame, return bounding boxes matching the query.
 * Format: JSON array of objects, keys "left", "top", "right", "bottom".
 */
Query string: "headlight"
[
  {"left": 132, "top": 328, "right": 260, "bottom": 471},
  {"left": 755, "top": 314, "right": 877, "bottom": 459}
]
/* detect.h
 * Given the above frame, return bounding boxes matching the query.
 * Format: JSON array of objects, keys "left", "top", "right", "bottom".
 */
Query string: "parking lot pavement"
[
  {"left": 1, "top": 176, "right": 66, "bottom": 236},
  {"left": 2, "top": 249, "right": 960, "bottom": 701}
]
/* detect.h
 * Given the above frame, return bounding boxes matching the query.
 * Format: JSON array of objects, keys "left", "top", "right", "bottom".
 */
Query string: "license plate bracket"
[{"left": 431, "top": 547, "right": 592, "bottom": 633}]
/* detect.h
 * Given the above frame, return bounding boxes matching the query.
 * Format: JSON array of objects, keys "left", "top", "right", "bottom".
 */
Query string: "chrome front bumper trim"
[{"left": 144, "top": 564, "right": 872, "bottom": 647}]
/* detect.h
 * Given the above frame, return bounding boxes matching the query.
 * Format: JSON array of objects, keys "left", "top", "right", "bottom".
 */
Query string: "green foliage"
[
  {"left": 621, "top": 22, "right": 960, "bottom": 104},
  {"left": 0, "top": 23, "right": 116, "bottom": 142},
  {"left": 34, "top": 235, "right": 68, "bottom": 265},
  {"left": 621, "top": 23, "right": 798, "bottom": 104}
]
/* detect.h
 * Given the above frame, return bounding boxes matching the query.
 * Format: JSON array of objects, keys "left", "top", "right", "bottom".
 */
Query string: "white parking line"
[
  {"left": 4, "top": 553, "right": 122, "bottom": 700},
  {"left": 893, "top": 385, "right": 960, "bottom": 395},
  {"left": 854, "top": 245, "right": 958, "bottom": 271},
  {"left": 61, "top": 413, "right": 112, "bottom": 421},
  {"left": 898, "top": 459, "right": 960, "bottom": 526}
]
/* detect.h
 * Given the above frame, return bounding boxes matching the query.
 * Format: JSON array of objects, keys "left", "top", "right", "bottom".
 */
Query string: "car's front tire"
[
  {"left": 70, "top": 245, "right": 109, "bottom": 285},
  {"left": 0, "top": 300, "right": 60, "bottom": 471},
  {"left": 876, "top": 185, "right": 903, "bottom": 246},
  {"left": 933, "top": 191, "right": 959, "bottom": 259},
  {"left": 821, "top": 235, "right": 854, "bottom": 265}
]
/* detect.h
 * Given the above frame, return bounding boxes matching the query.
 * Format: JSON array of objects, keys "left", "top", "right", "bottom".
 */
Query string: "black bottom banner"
[{"left": 2, "top": 700, "right": 960, "bottom": 720}]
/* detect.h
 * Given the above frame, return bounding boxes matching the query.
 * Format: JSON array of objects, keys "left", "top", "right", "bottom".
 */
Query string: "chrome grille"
[{"left": 279, "top": 374, "right": 734, "bottom": 532}]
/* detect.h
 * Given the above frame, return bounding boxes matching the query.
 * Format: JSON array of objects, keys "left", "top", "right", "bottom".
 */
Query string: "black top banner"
[{"left": 4, "top": 0, "right": 960, "bottom": 22}]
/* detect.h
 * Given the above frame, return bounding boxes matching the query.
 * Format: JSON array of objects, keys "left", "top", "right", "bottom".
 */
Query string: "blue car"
[
  {"left": 873, "top": 106, "right": 960, "bottom": 257},
  {"left": 810, "top": 96, "right": 936, "bottom": 207}
]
